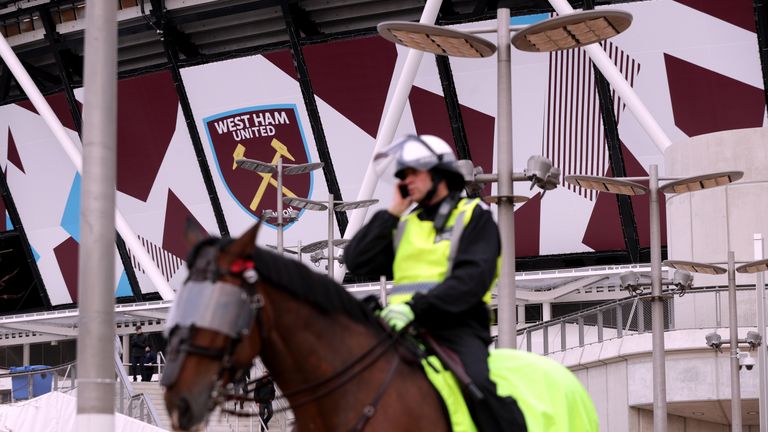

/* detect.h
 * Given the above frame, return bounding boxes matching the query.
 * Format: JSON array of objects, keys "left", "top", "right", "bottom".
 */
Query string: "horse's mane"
[{"left": 251, "top": 246, "right": 382, "bottom": 329}]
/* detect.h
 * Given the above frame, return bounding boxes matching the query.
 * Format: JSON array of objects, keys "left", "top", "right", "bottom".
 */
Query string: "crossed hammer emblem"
[{"left": 232, "top": 138, "right": 298, "bottom": 211}]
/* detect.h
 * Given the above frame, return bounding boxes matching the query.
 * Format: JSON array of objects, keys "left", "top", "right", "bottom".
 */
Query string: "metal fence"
[
  {"left": 517, "top": 286, "right": 758, "bottom": 355},
  {"left": 0, "top": 354, "right": 160, "bottom": 427},
  {"left": 0, "top": 361, "right": 77, "bottom": 403},
  {"left": 114, "top": 336, "right": 160, "bottom": 426}
]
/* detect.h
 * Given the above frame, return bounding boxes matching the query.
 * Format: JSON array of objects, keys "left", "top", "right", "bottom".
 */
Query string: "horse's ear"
[
  {"left": 226, "top": 221, "right": 261, "bottom": 258},
  {"left": 185, "top": 216, "right": 210, "bottom": 250}
]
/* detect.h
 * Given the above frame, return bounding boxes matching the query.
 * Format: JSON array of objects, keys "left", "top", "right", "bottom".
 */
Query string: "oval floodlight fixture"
[
  {"left": 736, "top": 258, "right": 768, "bottom": 274},
  {"left": 282, "top": 162, "right": 324, "bottom": 175},
  {"left": 378, "top": 21, "right": 497, "bottom": 58},
  {"left": 664, "top": 260, "right": 727, "bottom": 275},
  {"left": 300, "top": 239, "right": 349, "bottom": 254},
  {"left": 565, "top": 175, "right": 647, "bottom": 196},
  {"left": 659, "top": 171, "right": 743, "bottom": 194},
  {"left": 334, "top": 199, "right": 379, "bottom": 211},
  {"left": 483, "top": 195, "right": 530, "bottom": 205},
  {"left": 236, "top": 158, "right": 277, "bottom": 174},
  {"left": 283, "top": 197, "right": 328, "bottom": 211},
  {"left": 512, "top": 10, "right": 632, "bottom": 53}
]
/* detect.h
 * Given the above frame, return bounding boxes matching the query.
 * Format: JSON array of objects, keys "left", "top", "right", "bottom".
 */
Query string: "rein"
[
  {"left": 282, "top": 331, "right": 397, "bottom": 401},
  {"left": 219, "top": 328, "right": 403, "bottom": 423}
]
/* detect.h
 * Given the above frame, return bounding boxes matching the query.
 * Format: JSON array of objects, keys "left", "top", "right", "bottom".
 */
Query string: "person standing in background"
[
  {"left": 141, "top": 346, "right": 157, "bottom": 382},
  {"left": 254, "top": 372, "right": 275, "bottom": 429},
  {"left": 130, "top": 325, "right": 148, "bottom": 382}
]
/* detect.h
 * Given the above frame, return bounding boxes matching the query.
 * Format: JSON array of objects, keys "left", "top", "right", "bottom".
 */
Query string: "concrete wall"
[
  {"left": 665, "top": 127, "right": 768, "bottom": 288},
  {"left": 630, "top": 409, "right": 759, "bottom": 432},
  {"left": 559, "top": 328, "right": 762, "bottom": 431},
  {"left": 672, "top": 289, "right": 760, "bottom": 329}
]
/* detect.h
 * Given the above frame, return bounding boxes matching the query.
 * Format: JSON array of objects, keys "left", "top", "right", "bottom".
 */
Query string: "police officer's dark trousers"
[{"left": 432, "top": 327, "right": 527, "bottom": 432}]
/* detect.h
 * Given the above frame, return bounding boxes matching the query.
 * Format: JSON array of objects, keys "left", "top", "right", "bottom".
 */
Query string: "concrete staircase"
[
  {"left": 131, "top": 382, "right": 171, "bottom": 430},
  {"left": 132, "top": 381, "right": 293, "bottom": 432}
]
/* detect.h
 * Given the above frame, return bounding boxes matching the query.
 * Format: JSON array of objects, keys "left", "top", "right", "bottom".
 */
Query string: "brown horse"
[{"left": 161, "top": 223, "right": 449, "bottom": 431}]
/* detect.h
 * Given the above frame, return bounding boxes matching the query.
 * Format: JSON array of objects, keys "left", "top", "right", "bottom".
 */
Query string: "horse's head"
[{"left": 162, "top": 223, "right": 265, "bottom": 431}]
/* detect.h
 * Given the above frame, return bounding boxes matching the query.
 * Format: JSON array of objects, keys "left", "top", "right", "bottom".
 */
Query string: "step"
[
  {"left": 130, "top": 381, "right": 286, "bottom": 432},
  {"left": 130, "top": 381, "right": 171, "bottom": 431}
]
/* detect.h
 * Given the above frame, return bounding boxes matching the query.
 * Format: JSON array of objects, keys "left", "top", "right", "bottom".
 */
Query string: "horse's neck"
[
  {"left": 261, "top": 288, "right": 394, "bottom": 426},
  {"left": 257, "top": 284, "right": 450, "bottom": 432},
  {"left": 260, "top": 285, "right": 382, "bottom": 391}
]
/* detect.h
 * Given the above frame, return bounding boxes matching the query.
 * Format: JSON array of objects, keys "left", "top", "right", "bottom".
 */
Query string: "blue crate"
[{"left": 10, "top": 365, "right": 52, "bottom": 400}]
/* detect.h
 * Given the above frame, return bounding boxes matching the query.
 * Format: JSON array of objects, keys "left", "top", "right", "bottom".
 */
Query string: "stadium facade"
[{"left": 0, "top": 0, "right": 764, "bottom": 430}]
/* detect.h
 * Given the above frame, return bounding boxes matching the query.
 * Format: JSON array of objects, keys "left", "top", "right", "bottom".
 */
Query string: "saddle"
[
  {"left": 360, "top": 296, "right": 598, "bottom": 431},
  {"left": 418, "top": 330, "right": 484, "bottom": 401}
]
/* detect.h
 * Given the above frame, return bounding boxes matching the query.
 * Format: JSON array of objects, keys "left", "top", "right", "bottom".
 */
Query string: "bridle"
[
  {"left": 162, "top": 253, "right": 265, "bottom": 390},
  {"left": 163, "top": 249, "right": 406, "bottom": 431}
]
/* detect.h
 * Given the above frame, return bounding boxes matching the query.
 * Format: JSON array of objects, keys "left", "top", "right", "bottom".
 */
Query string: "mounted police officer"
[{"left": 345, "top": 134, "right": 527, "bottom": 432}]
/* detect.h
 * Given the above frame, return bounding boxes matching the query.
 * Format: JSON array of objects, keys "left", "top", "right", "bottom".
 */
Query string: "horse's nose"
[{"left": 172, "top": 396, "right": 197, "bottom": 431}]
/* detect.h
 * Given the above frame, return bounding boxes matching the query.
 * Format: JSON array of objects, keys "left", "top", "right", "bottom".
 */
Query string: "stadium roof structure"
[{"left": 0, "top": 0, "right": 648, "bottom": 101}]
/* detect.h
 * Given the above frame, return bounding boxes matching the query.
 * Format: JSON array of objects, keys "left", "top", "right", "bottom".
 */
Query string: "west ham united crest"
[{"left": 204, "top": 105, "right": 315, "bottom": 228}]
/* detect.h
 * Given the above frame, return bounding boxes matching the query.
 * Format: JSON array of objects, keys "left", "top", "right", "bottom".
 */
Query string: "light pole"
[
  {"left": 77, "top": 0, "right": 117, "bottom": 429},
  {"left": 737, "top": 238, "right": 768, "bottom": 430},
  {"left": 458, "top": 155, "right": 560, "bottom": 331},
  {"left": 665, "top": 256, "right": 768, "bottom": 431},
  {"left": 568, "top": 169, "right": 743, "bottom": 431},
  {"left": 665, "top": 258, "right": 737, "bottom": 429},
  {"left": 236, "top": 158, "right": 323, "bottom": 254},
  {"left": 378, "top": 8, "right": 630, "bottom": 348},
  {"left": 284, "top": 196, "right": 378, "bottom": 279}
]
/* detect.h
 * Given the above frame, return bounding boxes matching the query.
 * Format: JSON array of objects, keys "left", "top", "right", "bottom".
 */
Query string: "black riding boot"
[
  {"left": 430, "top": 328, "right": 527, "bottom": 432},
  {"left": 466, "top": 392, "right": 527, "bottom": 432}
]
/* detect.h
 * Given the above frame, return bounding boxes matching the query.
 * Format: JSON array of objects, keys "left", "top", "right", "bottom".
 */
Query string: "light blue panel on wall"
[
  {"left": 116, "top": 271, "right": 132, "bottom": 297},
  {"left": 511, "top": 13, "right": 548, "bottom": 25},
  {"left": 60, "top": 173, "right": 81, "bottom": 242}
]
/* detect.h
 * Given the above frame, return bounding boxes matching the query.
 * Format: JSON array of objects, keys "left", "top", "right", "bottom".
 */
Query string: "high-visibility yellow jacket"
[{"left": 389, "top": 197, "right": 497, "bottom": 306}]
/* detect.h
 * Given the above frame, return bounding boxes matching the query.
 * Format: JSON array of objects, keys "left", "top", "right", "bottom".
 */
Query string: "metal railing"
[
  {"left": 0, "top": 355, "right": 159, "bottom": 426},
  {"left": 225, "top": 402, "right": 270, "bottom": 432},
  {"left": 517, "top": 286, "right": 756, "bottom": 355},
  {"left": 113, "top": 336, "right": 161, "bottom": 426},
  {"left": 156, "top": 351, "right": 165, "bottom": 377},
  {"left": 218, "top": 370, "right": 292, "bottom": 432},
  {"left": 120, "top": 351, "right": 165, "bottom": 380},
  {"left": 0, "top": 361, "right": 77, "bottom": 403}
]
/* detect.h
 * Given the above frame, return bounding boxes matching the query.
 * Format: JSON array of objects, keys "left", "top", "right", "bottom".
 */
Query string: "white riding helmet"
[{"left": 392, "top": 135, "right": 460, "bottom": 179}]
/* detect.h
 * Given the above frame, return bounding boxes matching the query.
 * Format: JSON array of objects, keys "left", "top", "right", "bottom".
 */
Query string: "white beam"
[
  {"left": 121, "top": 311, "right": 166, "bottom": 320},
  {"left": 1, "top": 322, "right": 78, "bottom": 337},
  {"left": 517, "top": 275, "right": 607, "bottom": 302}
]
